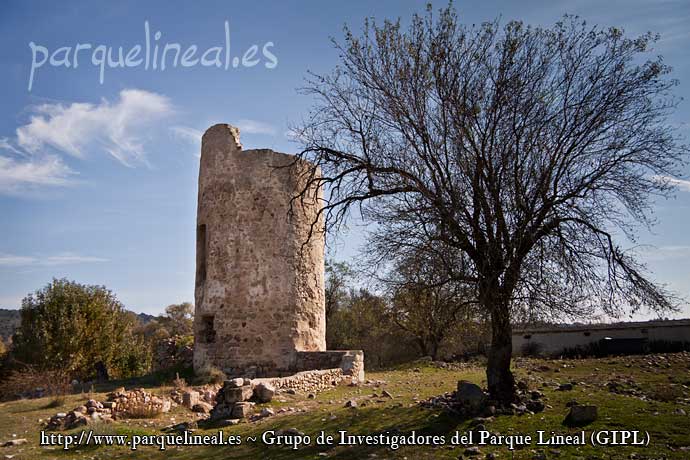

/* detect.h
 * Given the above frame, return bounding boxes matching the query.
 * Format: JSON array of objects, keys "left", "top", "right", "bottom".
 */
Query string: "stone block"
[
  {"left": 224, "top": 385, "right": 253, "bottom": 404},
  {"left": 231, "top": 402, "right": 253, "bottom": 419}
]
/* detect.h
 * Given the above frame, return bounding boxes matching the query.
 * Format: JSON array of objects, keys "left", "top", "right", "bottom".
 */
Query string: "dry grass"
[
  {"left": 193, "top": 364, "right": 226, "bottom": 385},
  {"left": 0, "top": 366, "right": 71, "bottom": 401}
]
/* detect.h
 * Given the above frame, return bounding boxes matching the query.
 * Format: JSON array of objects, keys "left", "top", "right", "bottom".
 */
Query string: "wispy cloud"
[
  {"left": 170, "top": 126, "right": 203, "bottom": 157},
  {"left": 0, "top": 137, "right": 25, "bottom": 156},
  {"left": 636, "top": 245, "right": 690, "bottom": 262},
  {"left": 0, "top": 255, "right": 36, "bottom": 266},
  {"left": 233, "top": 119, "right": 276, "bottom": 135},
  {"left": 15, "top": 89, "right": 173, "bottom": 167},
  {"left": 0, "top": 252, "right": 109, "bottom": 267},
  {"left": 652, "top": 175, "right": 690, "bottom": 192},
  {"left": 0, "top": 154, "right": 75, "bottom": 195}
]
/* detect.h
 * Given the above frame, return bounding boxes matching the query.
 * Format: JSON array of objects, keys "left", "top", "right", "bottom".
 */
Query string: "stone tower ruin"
[{"left": 194, "top": 124, "right": 361, "bottom": 379}]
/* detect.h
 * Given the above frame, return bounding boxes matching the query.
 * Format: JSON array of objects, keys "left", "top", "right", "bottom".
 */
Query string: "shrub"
[
  {"left": 172, "top": 372, "right": 187, "bottom": 389},
  {"left": 650, "top": 385, "right": 684, "bottom": 403},
  {"left": 0, "top": 366, "right": 71, "bottom": 401},
  {"left": 521, "top": 341, "right": 544, "bottom": 357},
  {"left": 11, "top": 278, "right": 151, "bottom": 380},
  {"left": 194, "top": 364, "right": 226, "bottom": 384},
  {"left": 649, "top": 340, "right": 690, "bottom": 353}
]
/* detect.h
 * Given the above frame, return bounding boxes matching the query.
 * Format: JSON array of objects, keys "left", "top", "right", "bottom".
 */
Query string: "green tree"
[
  {"left": 329, "top": 288, "right": 419, "bottom": 368},
  {"left": 161, "top": 302, "right": 194, "bottom": 337},
  {"left": 12, "top": 278, "right": 150, "bottom": 379}
]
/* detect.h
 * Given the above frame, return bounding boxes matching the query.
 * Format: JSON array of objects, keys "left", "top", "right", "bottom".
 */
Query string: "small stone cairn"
[{"left": 46, "top": 387, "right": 172, "bottom": 430}]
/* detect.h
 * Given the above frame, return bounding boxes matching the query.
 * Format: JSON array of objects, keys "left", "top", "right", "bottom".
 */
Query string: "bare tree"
[
  {"left": 385, "top": 249, "right": 478, "bottom": 360},
  {"left": 291, "top": 5, "right": 687, "bottom": 403},
  {"left": 325, "top": 259, "right": 354, "bottom": 320}
]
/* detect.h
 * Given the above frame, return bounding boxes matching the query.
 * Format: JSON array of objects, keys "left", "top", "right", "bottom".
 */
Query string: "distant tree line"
[{"left": 325, "top": 259, "right": 490, "bottom": 367}]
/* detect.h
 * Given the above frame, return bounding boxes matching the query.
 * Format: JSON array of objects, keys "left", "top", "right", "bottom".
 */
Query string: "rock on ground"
[{"left": 564, "top": 405, "right": 598, "bottom": 426}]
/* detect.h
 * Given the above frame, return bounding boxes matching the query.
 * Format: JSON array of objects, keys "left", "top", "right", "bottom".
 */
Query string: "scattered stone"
[
  {"left": 260, "top": 407, "right": 275, "bottom": 418},
  {"left": 345, "top": 400, "right": 358, "bottom": 408},
  {"left": 254, "top": 382, "right": 276, "bottom": 403},
  {"left": 563, "top": 405, "right": 598, "bottom": 426},
  {"left": 2, "top": 439, "right": 27, "bottom": 447},
  {"left": 464, "top": 446, "right": 482, "bottom": 456},
  {"left": 226, "top": 378, "right": 245, "bottom": 388},
  {"left": 456, "top": 381, "right": 487, "bottom": 414},
  {"left": 182, "top": 390, "right": 199, "bottom": 409},
  {"left": 382, "top": 390, "right": 393, "bottom": 399},
  {"left": 46, "top": 411, "right": 88, "bottom": 431},
  {"left": 217, "top": 419, "right": 241, "bottom": 426},
  {"left": 192, "top": 402, "right": 213, "bottom": 414},
  {"left": 526, "top": 399, "right": 545, "bottom": 413},
  {"left": 557, "top": 383, "right": 573, "bottom": 391},
  {"left": 162, "top": 422, "right": 192, "bottom": 433}
]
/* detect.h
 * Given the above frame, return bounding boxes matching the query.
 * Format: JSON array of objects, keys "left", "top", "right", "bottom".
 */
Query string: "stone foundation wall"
[
  {"left": 253, "top": 368, "right": 344, "bottom": 394},
  {"left": 295, "top": 350, "right": 365, "bottom": 382}
]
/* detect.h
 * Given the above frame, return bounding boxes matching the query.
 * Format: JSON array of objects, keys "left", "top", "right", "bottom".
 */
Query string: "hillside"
[{"left": 0, "top": 309, "right": 20, "bottom": 342}]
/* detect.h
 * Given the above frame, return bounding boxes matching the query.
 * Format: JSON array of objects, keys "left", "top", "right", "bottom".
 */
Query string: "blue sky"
[{"left": 1, "top": 0, "right": 689, "bottom": 318}]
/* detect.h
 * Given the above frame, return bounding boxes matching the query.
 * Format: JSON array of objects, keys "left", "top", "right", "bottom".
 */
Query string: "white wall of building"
[{"left": 512, "top": 322, "right": 690, "bottom": 356}]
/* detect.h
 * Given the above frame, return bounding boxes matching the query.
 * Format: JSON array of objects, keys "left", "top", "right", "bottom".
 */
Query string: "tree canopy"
[
  {"left": 12, "top": 278, "right": 150, "bottom": 379},
  {"left": 292, "top": 5, "right": 688, "bottom": 402}
]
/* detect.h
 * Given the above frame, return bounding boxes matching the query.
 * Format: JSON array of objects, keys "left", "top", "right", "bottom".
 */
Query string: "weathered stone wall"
[
  {"left": 194, "top": 124, "right": 325, "bottom": 376},
  {"left": 254, "top": 368, "right": 344, "bottom": 394},
  {"left": 295, "top": 350, "right": 365, "bottom": 382}
]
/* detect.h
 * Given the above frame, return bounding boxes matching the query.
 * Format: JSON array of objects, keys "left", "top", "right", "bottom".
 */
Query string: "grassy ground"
[{"left": 1, "top": 353, "right": 689, "bottom": 460}]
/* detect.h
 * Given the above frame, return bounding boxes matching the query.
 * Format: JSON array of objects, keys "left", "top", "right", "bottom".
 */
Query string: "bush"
[
  {"left": 649, "top": 340, "right": 690, "bottom": 353},
  {"left": 0, "top": 366, "right": 71, "bottom": 401},
  {"left": 11, "top": 278, "right": 151, "bottom": 380},
  {"left": 194, "top": 364, "right": 226, "bottom": 384},
  {"left": 521, "top": 341, "right": 544, "bottom": 357}
]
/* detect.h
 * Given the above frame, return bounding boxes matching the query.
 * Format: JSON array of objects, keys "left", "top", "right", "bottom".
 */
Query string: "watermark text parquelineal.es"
[{"left": 27, "top": 20, "right": 277, "bottom": 91}]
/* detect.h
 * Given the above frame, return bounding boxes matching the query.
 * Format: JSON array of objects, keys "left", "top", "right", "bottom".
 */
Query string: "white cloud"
[
  {"left": 170, "top": 126, "right": 203, "bottom": 157},
  {"left": 0, "top": 137, "right": 24, "bottom": 156},
  {"left": 0, "top": 154, "right": 75, "bottom": 195},
  {"left": 233, "top": 119, "right": 276, "bottom": 135},
  {"left": 0, "top": 255, "right": 37, "bottom": 266},
  {"left": 651, "top": 175, "right": 690, "bottom": 192},
  {"left": 636, "top": 245, "right": 690, "bottom": 262},
  {"left": 15, "top": 89, "right": 173, "bottom": 167},
  {"left": 0, "top": 252, "right": 108, "bottom": 267},
  {"left": 41, "top": 254, "right": 109, "bottom": 266}
]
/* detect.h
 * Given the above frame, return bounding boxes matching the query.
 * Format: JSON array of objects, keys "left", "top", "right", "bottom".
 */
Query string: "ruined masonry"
[{"left": 194, "top": 123, "right": 363, "bottom": 382}]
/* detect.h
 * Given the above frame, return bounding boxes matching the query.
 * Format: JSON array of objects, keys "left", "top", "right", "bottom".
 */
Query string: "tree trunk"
[
  {"left": 486, "top": 306, "right": 516, "bottom": 405},
  {"left": 430, "top": 340, "right": 439, "bottom": 361}
]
